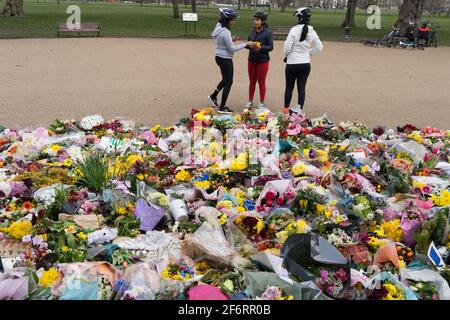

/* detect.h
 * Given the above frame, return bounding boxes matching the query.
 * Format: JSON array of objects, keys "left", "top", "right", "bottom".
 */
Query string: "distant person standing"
[
  {"left": 245, "top": 11, "right": 273, "bottom": 109},
  {"left": 283, "top": 7, "right": 323, "bottom": 115},
  {"left": 208, "top": 8, "right": 254, "bottom": 114}
]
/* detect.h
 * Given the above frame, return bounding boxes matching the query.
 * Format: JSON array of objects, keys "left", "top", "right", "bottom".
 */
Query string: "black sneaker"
[
  {"left": 208, "top": 95, "right": 219, "bottom": 108},
  {"left": 218, "top": 106, "right": 234, "bottom": 114}
]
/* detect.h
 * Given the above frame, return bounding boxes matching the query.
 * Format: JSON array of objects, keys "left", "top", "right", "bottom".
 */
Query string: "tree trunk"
[
  {"left": 341, "top": 0, "right": 357, "bottom": 27},
  {"left": 191, "top": 0, "right": 196, "bottom": 12},
  {"left": 2, "top": 0, "right": 24, "bottom": 16},
  {"left": 395, "top": 0, "right": 423, "bottom": 33},
  {"left": 446, "top": 7, "right": 450, "bottom": 17},
  {"left": 172, "top": 0, "right": 180, "bottom": 19},
  {"left": 238, "top": 0, "right": 241, "bottom": 10}
]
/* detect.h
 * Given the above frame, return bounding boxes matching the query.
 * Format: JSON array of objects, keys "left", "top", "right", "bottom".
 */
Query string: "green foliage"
[
  {"left": 379, "top": 161, "right": 411, "bottom": 195},
  {"left": 46, "top": 187, "right": 69, "bottom": 219},
  {"left": 75, "top": 154, "right": 110, "bottom": 192},
  {"left": 110, "top": 248, "right": 133, "bottom": 267},
  {"left": 2, "top": 2, "right": 450, "bottom": 45},
  {"left": 116, "top": 215, "right": 140, "bottom": 237},
  {"left": 46, "top": 220, "right": 88, "bottom": 263},
  {"left": 415, "top": 208, "right": 449, "bottom": 254},
  {"left": 292, "top": 188, "right": 324, "bottom": 216}
]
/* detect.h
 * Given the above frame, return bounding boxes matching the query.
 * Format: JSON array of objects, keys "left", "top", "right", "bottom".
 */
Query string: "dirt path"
[{"left": 1, "top": 38, "right": 449, "bottom": 129}]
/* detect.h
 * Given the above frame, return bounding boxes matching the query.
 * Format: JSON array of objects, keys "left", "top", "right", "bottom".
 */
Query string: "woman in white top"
[{"left": 283, "top": 8, "right": 323, "bottom": 115}]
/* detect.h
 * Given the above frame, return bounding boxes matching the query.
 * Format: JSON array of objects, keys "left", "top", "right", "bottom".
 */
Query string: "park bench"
[
  {"left": 271, "top": 26, "right": 291, "bottom": 40},
  {"left": 57, "top": 22, "right": 101, "bottom": 37}
]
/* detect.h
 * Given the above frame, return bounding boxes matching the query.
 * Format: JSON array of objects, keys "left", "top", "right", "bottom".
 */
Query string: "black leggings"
[
  {"left": 213, "top": 56, "right": 234, "bottom": 109},
  {"left": 284, "top": 63, "right": 311, "bottom": 108}
]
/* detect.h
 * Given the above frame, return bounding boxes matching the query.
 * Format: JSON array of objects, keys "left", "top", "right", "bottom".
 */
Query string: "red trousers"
[{"left": 248, "top": 61, "right": 269, "bottom": 102}]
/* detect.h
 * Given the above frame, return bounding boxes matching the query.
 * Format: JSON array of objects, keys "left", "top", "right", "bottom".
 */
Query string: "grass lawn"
[{"left": 0, "top": 1, "right": 449, "bottom": 45}]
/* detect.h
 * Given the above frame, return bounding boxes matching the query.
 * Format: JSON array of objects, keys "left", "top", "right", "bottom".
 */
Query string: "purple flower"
[
  {"left": 8, "top": 181, "right": 28, "bottom": 197},
  {"left": 260, "top": 286, "right": 281, "bottom": 300},
  {"left": 319, "top": 269, "right": 329, "bottom": 280}
]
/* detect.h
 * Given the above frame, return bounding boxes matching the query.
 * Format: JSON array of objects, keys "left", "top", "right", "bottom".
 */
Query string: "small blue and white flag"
[{"left": 428, "top": 241, "right": 445, "bottom": 267}]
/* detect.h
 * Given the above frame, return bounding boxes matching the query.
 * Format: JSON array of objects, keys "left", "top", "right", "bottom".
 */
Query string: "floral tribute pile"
[{"left": 1, "top": 107, "right": 450, "bottom": 300}]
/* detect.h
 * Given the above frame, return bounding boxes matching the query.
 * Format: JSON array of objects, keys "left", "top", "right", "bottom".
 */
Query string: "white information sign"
[{"left": 183, "top": 13, "right": 198, "bottom": 22}]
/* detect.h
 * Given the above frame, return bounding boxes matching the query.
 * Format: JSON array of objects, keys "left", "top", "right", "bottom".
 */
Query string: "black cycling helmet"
[{"left": 253, "top": 11, "right": 268, "bottom": 21}]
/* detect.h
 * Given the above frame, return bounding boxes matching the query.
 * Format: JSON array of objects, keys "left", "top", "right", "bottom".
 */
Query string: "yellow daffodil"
[
  {"left": 292, "top": 161, "right": 307, "bottom": 176},
  {"left": 63, "top": 159, "right": 73, "bottom": 167},
  {"left": 194, "top": 180, "right": 211, "bottom": 189},
  {"left": 76, "top": 232, "right": 87, "bottom": 241},
  {"left": 217, "top": 200, "right": 233, "bottom": 209},
  {"left": 1, "top": 221, "right": 32, "bottom": 240},
  {"left": 50, "top": 144, "right": 62, "bottom": 152},
  {"left": 39, "top": 268, "right": 60, "bottom": 288},
  {"left": 381, "top": 219, "right": 402, "bottom": 242},
  {"left": 175, "top": 170, "right": 192, "bottom": 182},
  {"left": 218, "top": 213, "right": 228, "bottom": 225}
]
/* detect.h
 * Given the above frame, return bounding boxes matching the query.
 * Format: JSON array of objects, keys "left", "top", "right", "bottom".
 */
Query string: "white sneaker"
[
  {"left": 245, "top": 101, "right": 254, "bottom": 108},
  {"left": 258, "top": 102, "right": 266, "bottom": 108}
]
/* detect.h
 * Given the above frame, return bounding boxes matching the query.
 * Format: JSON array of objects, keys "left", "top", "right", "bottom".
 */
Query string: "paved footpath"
[{"left": 1, "top": 38, "right": 449, "bottom": 129}]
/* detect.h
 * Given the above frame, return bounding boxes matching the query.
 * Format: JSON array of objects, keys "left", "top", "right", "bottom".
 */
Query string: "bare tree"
[
  {"left": 342, "top": 0, "right": 357, "bottom": 27},
  {"left": 173, "top": 0, "right": 180, "bottom": 18},
  {"left": 2, "top": 0, "right": 24, "bottom": 16},
  {"left": 277, "top": 0, "right": 291, "bottom": 12},
  {"left": 395, "top": 0, "right": 424, "bottom": 33}
]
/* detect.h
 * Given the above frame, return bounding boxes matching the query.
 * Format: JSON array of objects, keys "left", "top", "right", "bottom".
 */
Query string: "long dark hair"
[
  {"left": 297, "top": 16, "right": 310, "bottom": 42},
  {"left": 219, "top": 17, "right": 231, "bottom": 30}
]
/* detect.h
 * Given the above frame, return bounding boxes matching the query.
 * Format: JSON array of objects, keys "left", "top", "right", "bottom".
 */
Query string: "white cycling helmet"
[{"left": 294, "top": 7, "right": 311, "bottom": 18}]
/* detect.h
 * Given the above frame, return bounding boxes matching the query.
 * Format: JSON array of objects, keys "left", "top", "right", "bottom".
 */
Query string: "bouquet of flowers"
[
  {"left": 292, "top": 188, "right": 324, "bottom": 216},
  {"left": 256, "top": 188, "right": 296, "bottom": 214},
  {"left": 314, "top": 267, "right": 349, "bottom": 299},
  {"left": 233, "top": 214, "right": 265, "bottom": 242},
  {"left": 368, "top": 280, "right": 406, "bottom": 300},
  {"left": 213, "top": 115, "right": 236, "bottom": 131},
  {"left": 266, "top": 208, "right": 295, "bottom": 233},
  {"left": 400, "top": 204, "right": 428, "bottom": 247},
  {"left": 275, "top": 220, "right": 311, "bottom": 242},
  {"left": 339, "top": 121, "right": 370, "bottom": 138},
  {"left": 407, "top": 280, "right": 440, "bottom": 300},
  {"left": 340, "top": 243, "right": 371, "bottom": 267},
  {"left": 161, "top": 262, "right": 195, "bottom": 281},
  {"left": 79, "top": 115, "right": 105, "bottom": 131},
  {"left": 327, "top": 228, "right": 353, "bottom": 247},
  {"left": 259, "top": 286, "right": 294, "bottom": 300},
  {"left": 350, "top": 195, "right": 375, "bottom": 221}
]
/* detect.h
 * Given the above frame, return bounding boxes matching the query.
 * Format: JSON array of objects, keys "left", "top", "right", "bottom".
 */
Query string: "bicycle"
[{"left": 429, "top": 22, "right": 440, "bottom": 48}]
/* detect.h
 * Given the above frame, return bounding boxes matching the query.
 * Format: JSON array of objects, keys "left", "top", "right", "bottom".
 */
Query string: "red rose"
[
  {"left": 276, "top": 196, "right": 284, "bottom": 205},
  {"left": 266, "top": 200, "right": 273, "bottom": 206},
  {"left": 265, "top": 191, "right": 276, "bottom": 200},
  {"left": 256, "top": 206, "right": 265, "bottom": 212},
  {"left": 311, "top": 127, "right": 324, "bottom": 135}
]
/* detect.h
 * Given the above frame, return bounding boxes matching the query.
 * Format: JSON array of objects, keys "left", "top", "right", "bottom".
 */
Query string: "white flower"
[
  {"left": 79, "top": 115, "right": 104, "bottom": 131},
  {"left": 0, "top": 182, "right": 11, "bottom": 197}
]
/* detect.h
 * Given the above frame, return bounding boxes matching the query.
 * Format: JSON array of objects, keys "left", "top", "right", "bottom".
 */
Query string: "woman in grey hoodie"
[{"left": 208, "top": 8, "right": 254, "bottom": 114}]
